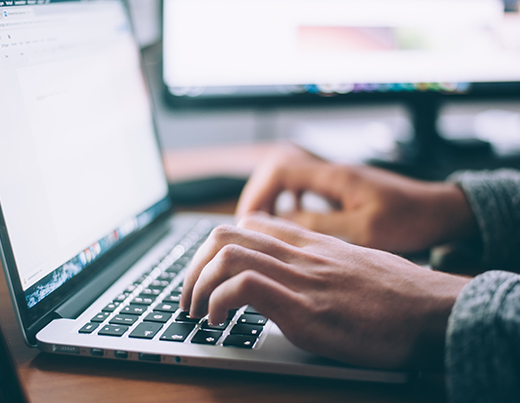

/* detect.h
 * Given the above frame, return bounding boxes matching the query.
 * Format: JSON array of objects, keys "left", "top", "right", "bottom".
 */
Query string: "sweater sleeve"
[
  {"left": 447, "top": 169, "right": 520, "bottom": 269},
  {"left": 446, "top": 270, "right": 520, "bottom": 403}
]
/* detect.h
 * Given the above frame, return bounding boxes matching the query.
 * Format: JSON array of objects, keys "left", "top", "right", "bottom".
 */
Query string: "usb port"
[
  {"left": 138, "top": 353, "right": 161, "bottom": 362},
  {"left": 90, "top": 348, "right": 104, "bottom": 357},
  {"left": 114, "top": 350, "right": 128, "bottom": 359}
]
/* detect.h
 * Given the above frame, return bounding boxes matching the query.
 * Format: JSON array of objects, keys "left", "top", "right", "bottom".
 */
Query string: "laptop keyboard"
[{"left": 78, "top": 220, "right": 268, "bottom": 350}]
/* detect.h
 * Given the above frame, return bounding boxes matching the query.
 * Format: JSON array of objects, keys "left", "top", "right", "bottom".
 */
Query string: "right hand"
[{"left": 236, "top": 143, "right": 478, "bottom": 253}]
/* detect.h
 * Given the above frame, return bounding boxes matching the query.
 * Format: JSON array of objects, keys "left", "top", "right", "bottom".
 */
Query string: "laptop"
[{"left": 0, "top": 0, "right": 408, "bottom": 383}]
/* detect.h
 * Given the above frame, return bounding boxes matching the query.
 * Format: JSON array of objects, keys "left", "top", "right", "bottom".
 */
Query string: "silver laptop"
[{"left": 0, "top": 0, "right": 407, "bottom": 383}]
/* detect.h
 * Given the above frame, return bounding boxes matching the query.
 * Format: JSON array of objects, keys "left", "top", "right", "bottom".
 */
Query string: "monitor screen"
[
  {"left": 163, "top": 0, "right": 520, "bottom": 103},
  {"left": 0, "top": 0, "right": 170, "bottom": 309}
]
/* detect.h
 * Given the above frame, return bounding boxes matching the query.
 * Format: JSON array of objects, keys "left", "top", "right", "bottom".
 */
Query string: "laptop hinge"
[{"left": 53, "top": 220, "right": 170, "bottom": 320}]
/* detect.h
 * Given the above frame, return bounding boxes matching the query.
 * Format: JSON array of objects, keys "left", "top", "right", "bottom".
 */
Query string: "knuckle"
[
  {"left": 217, "top": 244, "right": 244, "bottom": 266},
  {"left": 235, "top": 270, "right": 260, "bottom": 294},
  {"left": 210, "top": 224, "right": 236, "bottom": 244},
  {"left": 238, "top": 211, "right": 269, "bottom": 229}
]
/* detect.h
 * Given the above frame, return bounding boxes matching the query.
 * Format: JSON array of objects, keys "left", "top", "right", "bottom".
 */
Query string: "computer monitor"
[{"left": 163, "top": 0, "right": 520, "bottom": 161}]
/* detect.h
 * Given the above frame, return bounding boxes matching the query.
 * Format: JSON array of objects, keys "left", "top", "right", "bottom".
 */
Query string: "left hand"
[{"left": 181, "top": 213, "right": 470, "bottom": 369}]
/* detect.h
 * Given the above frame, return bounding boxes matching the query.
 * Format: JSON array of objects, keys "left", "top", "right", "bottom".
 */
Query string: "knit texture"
[
  {"left": 448, "top": 169, "right": 520, "bottom": 269},
  {"left": 446, "top": 271, "right": 520, "bottom": 403}
]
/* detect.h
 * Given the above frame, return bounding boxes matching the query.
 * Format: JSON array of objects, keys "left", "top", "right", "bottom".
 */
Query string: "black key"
[
  {"left": 176, "top": 256, "right": 190, "bottom": 266},
  {"left": 158, "top": 272, "right": 176, "bottom": 281},
  {"left": 79, "top": 323, "right": 99, "bottom": 334},
  {"left": 237, "top": 314, "right": 267, "bottom": 326},
  {"left": 129, "top": 322, "right": 163, "bottom": 339},
  {"left": 160, "top": 323, "right": 196, "bottom": 342},
  {"left": 102, "top": 302, "right": 120, "bottom": 312},
  {"left": 175, "top": 311, "right": 200, "bottom": 323},
  {"left": 165, "top": 263, "right": 184, "bottom": 274},
  {"left": 91, "top": 312, "right": 110, "bottom": 323},
  {"left": 162, "top": 291, "right": 181, "bottom": 303},
  {"left": 124, "top": 284, "right": 138, "bottom": 293},
  {"left": 138, "top": 292, "right": 159, "bottom": 302},
  {"left": 227, "top": 309, "right": 238, "bottom": 320},
  {"left": 121, "top": 305, "right": 147, "bottom": 316},
  {"left": 191, "top": 329, "right": 222, "bottom": 345},
  {"left": 202, "top": 320, "right": 229, "bottom": 331},
  {"left": 230, "top": 324, "right": 263, "bottom": 337},
  {"left": 110, "top": 314, "right": 138, "bottom": 326},
  {"left": 154, "top": 302, "right": 179, "bottom": 313},
  {"left": 144, "top": 312, "right": 172, "bottom": 323},
  {"left": 223, "top": 335, "right": 257, "bottom": 349},
  {"left": 131, "top": 296, "right": 154, "bottom": 306},
  {"left": 244, "top": 306, "right": 260, "bottom": 314},
  {"left": 98, "top": 324, "right": 129, "bottom": 337},
  {"left": 141, "top": 288, "right": 162, "bottom": 296},
  {"left": 150, "top": 279, "right": 170, "bottom": 289},
  {"left": 113, "top": 293, "right": 129, "bottom": 302}
]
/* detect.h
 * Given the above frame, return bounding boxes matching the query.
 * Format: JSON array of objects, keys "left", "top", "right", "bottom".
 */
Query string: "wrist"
[
  {"left": 412, "top": 272, "right": 471, "bottom": 370},
  {"left": 426, "top": 183, "right": 479, "bottom": 246}
]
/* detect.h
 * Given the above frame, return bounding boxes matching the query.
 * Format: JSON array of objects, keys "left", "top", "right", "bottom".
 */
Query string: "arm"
[
  {"left": 181, "top": 212, "right": 470, "bottom": 370},
  {"left": 446, "top": 270, "right": 520, "bottom": 402},
  {"left": 448, "top": 170, "right": 520, "bottom": 270}
]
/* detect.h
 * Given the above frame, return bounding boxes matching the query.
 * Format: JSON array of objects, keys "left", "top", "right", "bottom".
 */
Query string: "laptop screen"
[{"left": 0, "top": 0, "right": 170, "bottom": 309}]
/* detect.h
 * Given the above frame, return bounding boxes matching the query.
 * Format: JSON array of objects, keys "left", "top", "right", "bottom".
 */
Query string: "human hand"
[
  {"left": 181, "top": 213, "right": 470, "bottom": 369},
  {"left": 236, "top": 143, "right": 478, "bottom": 253}
]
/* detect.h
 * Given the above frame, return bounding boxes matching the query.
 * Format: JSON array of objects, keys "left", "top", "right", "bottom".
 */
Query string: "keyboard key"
[
  {"left": 244, "top": 306, "right": 260, "bottom": 314},
  {"left": 91, "top": 312, "right": 110, "bottom": 323},
  {"left": 124, "top": 284, "right": 138, "bottom": 293},
  {"left": 154, "top": 302, "right": 179, "bottom": 313},
  {"left": 149, "top": 280, "right": 170, "bottom": 289},
  {"left": 98, "top": 324, "right": 129, "bottom": 337},
  {"left": 121, "top": 305, "right": 147, "bottom": 316},
  {"left": 131, "top": 297, "right": 154, "bottom": 306},
  {"left": 144, "top": 312, "right": 172, "bottom": 323},
  {"left": 165, "top": 263, "right": 184, "bottom": 274},
  {"left": 201, "top": 320, "right": 229, "bottom": 331},
  {"left": 79, "top": 323, "right": 99, "bottom": 334},
  {"left": 160, "top": 323, "right": 196, "bottom": 342},
  {"left": 227, "top": 309, "right": 238, "bottom": 320},
  {"left": 223, "top": 335, "right": 257, "bottom": 349},
  {"left": 230, "top": 324, "right": 263, "bottom": 337},
  {"left": 162, "top": 292, "right": 181, "bottom": 303},
  {"left": 114, "top": 293, "right": 129, "bottom": 302},
  {"left": 175, "top": 311, "right": 200, "bottom": 323},
  {"left": 191, "top": 329, "right": 222, "bottom": 345},
  {"left": 129, "top": 322, "right": 163, "bottom": 339},
  {"left": 237, "top": 314, "right": 267, "bottom": 326},
  {"left": 110, "top": 314, "right": 138, "bottom": 326},
  {"left": 158, "top": 272, "right": 177, "bottom": 281},
  {"left": 141, "top": 288, "right": 162, "bottom": 297},
  {"left": 102, "top": 302, "right": 120, "bottom": 312}
]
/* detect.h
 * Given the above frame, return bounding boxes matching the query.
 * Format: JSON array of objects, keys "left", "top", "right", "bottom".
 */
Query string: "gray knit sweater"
[{"left": 446, "top": 170, "right": 520, "bottom": 403}]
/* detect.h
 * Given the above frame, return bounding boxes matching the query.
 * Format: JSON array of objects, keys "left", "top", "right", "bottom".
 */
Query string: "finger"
[
  {"left": 189, "top": 244, "right": 297, "bottom": 318},
  {"left": 237, "top": 212, "right": 319, "bottom": 248},
  {"left": 180, "top": 223, "right": 298, "bottom": 311},
  {"left": 206, "top": 269, "right": 301, "bottom": 328},
  {"left": 236, "top": 159, "right": 341, "bottom": 219},
  {"left": 284, "top": 210, "right": 370, "bottom": 245}
]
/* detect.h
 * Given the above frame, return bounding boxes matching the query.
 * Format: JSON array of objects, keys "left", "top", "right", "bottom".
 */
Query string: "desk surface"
[{"left": 0, "top": 147, "right": 447, "bottom": 403}]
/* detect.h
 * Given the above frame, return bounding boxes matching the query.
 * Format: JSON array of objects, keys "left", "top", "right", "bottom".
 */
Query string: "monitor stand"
[{"left": 372, "top": 94, "right": 496, "bottom": 181}]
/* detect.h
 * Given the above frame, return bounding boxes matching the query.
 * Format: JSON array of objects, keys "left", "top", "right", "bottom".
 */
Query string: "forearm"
[
  {"left": 446, "top": 270, "right": 520, "bottom": 403},
  {"left": 448, "top": 169, "right": 520, "bottom": 269}
]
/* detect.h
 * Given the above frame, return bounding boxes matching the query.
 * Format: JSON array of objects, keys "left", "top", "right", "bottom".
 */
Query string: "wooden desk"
[{"left": 0, "top": 145, "right": 447, "bottom": 403}]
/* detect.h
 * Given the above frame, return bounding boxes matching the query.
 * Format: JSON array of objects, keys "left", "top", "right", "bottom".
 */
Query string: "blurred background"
[{"left": 127, "top": 0, "right": 520, "bottom": 195}]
